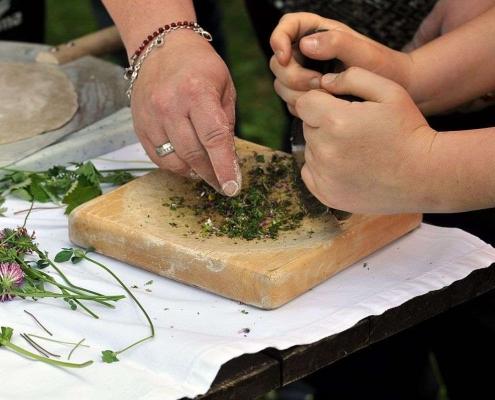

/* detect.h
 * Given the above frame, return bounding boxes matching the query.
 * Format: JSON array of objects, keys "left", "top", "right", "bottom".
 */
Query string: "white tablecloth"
[{"left": 2, "top": 144, "right": 495, "bottom": 400}]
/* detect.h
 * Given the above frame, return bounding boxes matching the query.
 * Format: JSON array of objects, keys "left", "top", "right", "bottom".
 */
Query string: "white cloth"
[{"left": 2, "top": 144, "right": 495, "bottom": 400}]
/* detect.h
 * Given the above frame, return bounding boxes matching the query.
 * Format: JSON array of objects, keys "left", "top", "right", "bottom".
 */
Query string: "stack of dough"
[{"left": 0, "top": 62, "right": 78, "bottom": 145}]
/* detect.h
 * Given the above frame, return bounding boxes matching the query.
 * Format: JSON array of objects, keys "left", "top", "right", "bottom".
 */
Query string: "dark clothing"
[
  {"left": 0, "top": 0, "right": 45, "bottom": 43},
  {"left": 270, "top": 0, "right": 437, "bottom": 50}
]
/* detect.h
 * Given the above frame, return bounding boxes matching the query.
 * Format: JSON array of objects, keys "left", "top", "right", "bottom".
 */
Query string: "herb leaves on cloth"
[{"left": 0, "top": 162, "right": 141, "bottom": 215}]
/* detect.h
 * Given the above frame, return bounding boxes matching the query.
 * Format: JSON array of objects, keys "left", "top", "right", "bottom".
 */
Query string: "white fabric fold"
[{"left": 2, "top": 144, "right": 495, "bottom": 400}]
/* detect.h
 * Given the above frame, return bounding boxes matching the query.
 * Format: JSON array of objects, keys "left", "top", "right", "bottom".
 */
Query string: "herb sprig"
[
  {"left": 0, "top": 162, "right": 152, "bottom": 215},
  {"left": 0, "top": 326, "right": 93, "bottom": 368},
  {"left": 55, "top": 248, "right": 155, "bottom": 363},
  {"left": 0, "top": 226, "right": 125, "bottom": 317}
]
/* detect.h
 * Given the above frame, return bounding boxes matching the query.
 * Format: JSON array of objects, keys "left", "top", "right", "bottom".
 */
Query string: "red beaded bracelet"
[
  {"left": 130, "top": 21, "right": 207, "bottom": 62},
  {"left": 124, "top": 21, "right": 213, "bottom": 98}
]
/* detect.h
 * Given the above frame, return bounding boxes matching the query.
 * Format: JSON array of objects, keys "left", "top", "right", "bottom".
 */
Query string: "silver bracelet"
[{"left": 124, "top": 22, "right": 213, "bottom": 99}]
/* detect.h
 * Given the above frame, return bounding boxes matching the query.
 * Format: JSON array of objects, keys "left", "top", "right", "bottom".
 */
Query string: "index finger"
[
  {"left": 270, "top": 12, "right": 342, "bottom": 65},
  {"left": 189, "top": 92, "right": 241, "bottom": 197}
]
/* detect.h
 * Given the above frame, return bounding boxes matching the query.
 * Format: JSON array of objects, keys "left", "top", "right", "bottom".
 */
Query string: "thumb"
[
  {"left": 321, "top": 67, "right": 406, "bottom": 104},
  {"left": 299, "top": 29, "right": 389, "bottom": 72}
]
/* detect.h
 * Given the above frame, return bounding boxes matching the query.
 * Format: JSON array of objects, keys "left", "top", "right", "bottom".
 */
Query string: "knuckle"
[
  {"left": 285, "top": 69, "right": 303, "bottom": 88},
  {"left": 388, "top": 84, "right": 407, "bottom": 100},
  {"left": 326, "top": 30, "right": 342, "bottom": 47},
  {"left": 294, "top": 94, "right": 305, "bottom": 114},
  {"left": 273, "top": 79, "right": 285, "bottom": 97},
  {"left": 300, "top": 166, "right": 313, "bottom": 186},
  {"left": 201, "top": 126, "right": 231, "bottom": 148},
  {"left": 165, "top": 160, "right": 190, "bottom": 176},
  {"left": 183, "top": 77, "right": 204, "bottom": 98},
  {"left": 178, "top": 147, "right": 205, "bottom": 165},
  {"left": 343, "top": 66, "right": 362, "bottom": 79},
  {"left": 278, "top": 13, "right": 292, "bottom": 24},
  {"left": 149, "top": 91, "right": 173, "bottom": 114},
  {"left": 269, "top": 35, "right": 277, "bottom": 50},
  {"left": 269, "top": 55, "right": 277, "bottom": 73},
  {"left": 326, "top": 115, "right": 344, "bottom": 132}
]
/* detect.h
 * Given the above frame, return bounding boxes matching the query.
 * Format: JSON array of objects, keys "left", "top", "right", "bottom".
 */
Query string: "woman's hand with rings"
[{"left": 130, "top": 29, "right": 241, "bottom": 196}]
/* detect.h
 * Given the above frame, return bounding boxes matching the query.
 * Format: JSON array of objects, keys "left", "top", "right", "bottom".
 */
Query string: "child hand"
[
  {"left": 269, "top": 13, "right": 412, "bottom": 114},
  {"left": 297, "top": 67, "right": 438, "bottom": 214}
]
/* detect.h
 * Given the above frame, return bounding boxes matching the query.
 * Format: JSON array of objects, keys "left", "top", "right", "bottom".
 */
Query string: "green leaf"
[
  {"left": 101, "top": 350, "right": 119, "bottom": 363},
  {"left": 0, "top": 326, "right": 14, "bottom": 344},
  {"left": 100, "top": 171, "right": 135, "bottom": 186},
  {"left": 11, "top": 188, "right": 32, "bottom": 201},
  {"left": 71, "top": 248, "right": 86, "bottom": 264},
  {"left": 63, "top": 182, "right": 101, "bottom": 214},
  {"left": 75, "top": 162, "right": 101, "bottom": 186},
  {"left": 54, "top": 249, "right": 74, "bottom": 263},
  {"left": 10, "top": 171, "right": 29, "bottom": 184},
  {"left": 28, "top": 175, "right": 51, "bottom": 203},
  {"left": 36, "top": 259, "right": 50, "bottom": 269}
]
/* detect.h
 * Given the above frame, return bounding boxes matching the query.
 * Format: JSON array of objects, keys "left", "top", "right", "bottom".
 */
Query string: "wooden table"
[{"left": 186, "top": 263, "right": 495, "bottom": 400}]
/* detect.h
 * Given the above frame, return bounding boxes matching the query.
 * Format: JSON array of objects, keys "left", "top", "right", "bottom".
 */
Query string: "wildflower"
[{"left": 0, "top": 262, "right": 24, "bottom": 301}]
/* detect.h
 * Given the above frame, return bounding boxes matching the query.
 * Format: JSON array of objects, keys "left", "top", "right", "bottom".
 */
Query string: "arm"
[
  {"left": 102, "top": 1, "right": 241, "bottom": 196},
  {"left": 296, "top": 68, "right": 495, "bottom": 214},
  {"left": 102, "top": 0, "right": 196, "bottom": 56},
  {"left": 407, "top": 6, "right": 495, "bottom": 114},
  {"left": 404, "top": 0, "right": 495, "bottom": 51}
]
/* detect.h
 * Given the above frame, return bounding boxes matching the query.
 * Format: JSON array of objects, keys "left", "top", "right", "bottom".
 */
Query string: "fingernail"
[
  {"left": 275, "top": 50, "right": 284, "bottom": 61},
  {"left": 309, "top": 77, "right": 320, "bottom": 89},
  {"left": 222, "top": 180, "right": 240, "bottom": 197},
  {"left": 303, "top": 37, "right": 318, "bottom": 52},
  {"left": 322, "top": 73, "right": 338, "bottom": 85}
]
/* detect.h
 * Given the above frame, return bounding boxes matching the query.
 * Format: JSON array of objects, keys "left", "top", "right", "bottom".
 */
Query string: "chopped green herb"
[{"left": 168, "top": 153, "right": 327, "bottom": 240}]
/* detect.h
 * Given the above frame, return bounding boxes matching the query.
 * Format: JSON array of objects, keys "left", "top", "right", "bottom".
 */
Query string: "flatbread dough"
[{"left": 0, "top": 62, "right": 78, "bottom": 145}]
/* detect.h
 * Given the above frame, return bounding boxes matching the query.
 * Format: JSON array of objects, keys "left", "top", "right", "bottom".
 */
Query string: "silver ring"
[{"left": 155, "top": 141, "right": 175, "bottom": 157}]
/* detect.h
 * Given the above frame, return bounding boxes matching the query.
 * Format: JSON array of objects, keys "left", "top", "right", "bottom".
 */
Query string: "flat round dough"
[{"left": 0, "top": 62, "right": 78, "bottom": 145}]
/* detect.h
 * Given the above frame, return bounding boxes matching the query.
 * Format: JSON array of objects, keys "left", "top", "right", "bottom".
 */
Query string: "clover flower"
[{"left": 0, "top": 262, "right": 24, "bottom": 301}]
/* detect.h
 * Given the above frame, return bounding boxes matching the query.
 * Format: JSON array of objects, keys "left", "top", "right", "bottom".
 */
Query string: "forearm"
[
  {"left": 425, "top": 127, "right": 495, "bottom": 212},
  {"left": 102, "top": 0, "right": 196, "bottom": 57},
  {"left": 407, "top": 6, "right": 495, "bottom": 114}
]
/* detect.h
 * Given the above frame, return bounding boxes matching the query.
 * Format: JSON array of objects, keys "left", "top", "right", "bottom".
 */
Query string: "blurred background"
[{"left": 44, "top": 0, "right": 285, "bottom": 150}]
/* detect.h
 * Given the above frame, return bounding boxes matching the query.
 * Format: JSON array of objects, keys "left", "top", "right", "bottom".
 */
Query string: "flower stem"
[
  {"left": 26, "top": 333, "right": 90, "bottom": 348},
  {"left": 68, "top": 338, "right": 86, "bottom": 360},
  {"left": 10, "top": 290, "right": 124, "bottom": 302},
  {"left": 1, "top": 340, "right": 92, "bottom": 368},
  {"left": 84, "top": 255, "right": 155, "bottom": 339}
]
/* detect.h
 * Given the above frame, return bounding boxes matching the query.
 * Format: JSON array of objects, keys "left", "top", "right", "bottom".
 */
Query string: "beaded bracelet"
[{"left": 124, "top": 21, "right": 213, "bottom": 99}]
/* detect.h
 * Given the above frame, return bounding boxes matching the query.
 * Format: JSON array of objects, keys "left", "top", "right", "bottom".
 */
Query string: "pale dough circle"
[{"left": 0, "top": 62, "right": 78, "bottom": 145}]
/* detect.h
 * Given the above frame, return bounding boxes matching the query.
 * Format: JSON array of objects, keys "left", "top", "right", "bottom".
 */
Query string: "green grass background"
[{"left": 45, "top": 0, "right": 285, "bottom": 150}]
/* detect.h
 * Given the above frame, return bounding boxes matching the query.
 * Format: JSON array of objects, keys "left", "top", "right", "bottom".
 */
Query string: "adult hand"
[
  {"left": 130, "top": 30, "right": 241, "bottom": 196},
  {"left": 404, "top": 0, "right": 495, "bottom": 51},
  {"left": 269, "top": 13, "right": 412, "bottom": 115},
  {"left": 297, "top": 67, "right": 439, "bottom": 214}
]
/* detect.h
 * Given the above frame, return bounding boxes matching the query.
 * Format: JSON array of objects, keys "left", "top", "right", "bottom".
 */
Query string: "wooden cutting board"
[{"left": 69, "top": 139, "right": 422, "bottom": 309}]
